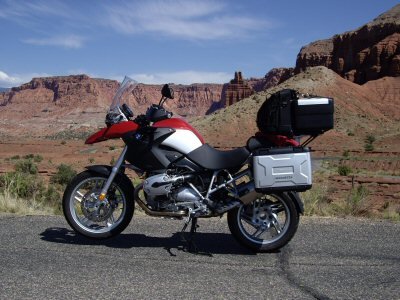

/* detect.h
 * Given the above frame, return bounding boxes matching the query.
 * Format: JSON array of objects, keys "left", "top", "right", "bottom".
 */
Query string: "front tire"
[
  {"left": 228, "top": 193, "right": 299, "bottom": 252},
  {"left": 62, "top": 171, "right": 134, "bottom": 239}
]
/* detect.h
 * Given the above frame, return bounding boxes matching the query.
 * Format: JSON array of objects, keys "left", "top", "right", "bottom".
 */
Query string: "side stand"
[
  {"left": 180, "top": 217, "right": 199, "bottom": 252},
  {"left": 178, "top": 217, "right": 211, "bottom": 256}
]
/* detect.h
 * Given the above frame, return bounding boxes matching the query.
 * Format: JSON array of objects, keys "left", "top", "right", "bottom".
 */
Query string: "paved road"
[{"left": 0, "top": 214, "right": 399, "bottom": 300}]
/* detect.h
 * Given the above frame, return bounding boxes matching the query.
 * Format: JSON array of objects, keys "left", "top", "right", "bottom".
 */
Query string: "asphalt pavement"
[{"left": 0, "top": 214, "right": 398, "bottom": 300}]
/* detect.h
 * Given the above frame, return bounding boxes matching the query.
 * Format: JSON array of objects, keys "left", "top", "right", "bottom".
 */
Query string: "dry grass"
[{"left": 0, "top": 192, "right": 53, "bottom": 215}]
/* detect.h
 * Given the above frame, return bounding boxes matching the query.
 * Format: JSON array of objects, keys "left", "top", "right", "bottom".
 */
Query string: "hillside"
[{"left": 193, "top": 66, "right": 400, "bottom": 152}]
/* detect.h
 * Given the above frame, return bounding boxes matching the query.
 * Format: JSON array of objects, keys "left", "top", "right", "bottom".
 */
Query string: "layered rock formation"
[
  {"left": 296, "top": 4, "right": 400, "bottom": 84},
  {"left": 224, "top": 71, "right": 253, "bottom": 106},
  {"left": 0, "top": 75, "right": 227, "bottom": 137},
  {"left": 0, "top": 75, "right": 225, "bottom": 117},
  {"left": 248, "top": 68, "right": 294, "bottom": 92}
]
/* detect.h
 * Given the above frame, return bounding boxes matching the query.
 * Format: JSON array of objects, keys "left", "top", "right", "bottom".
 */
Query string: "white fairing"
[{"left": 161, "top": 129, "right": 203, "bottom": 154}]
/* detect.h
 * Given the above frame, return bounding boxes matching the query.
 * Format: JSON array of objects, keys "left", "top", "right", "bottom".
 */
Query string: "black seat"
[{"left": 186, "top": 144, "right": 250, "bottom": 170}]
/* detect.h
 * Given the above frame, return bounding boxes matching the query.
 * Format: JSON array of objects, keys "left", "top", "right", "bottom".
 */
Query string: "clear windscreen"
[{"left": 109, "top": 76, "right": 139, "bottom": 111}]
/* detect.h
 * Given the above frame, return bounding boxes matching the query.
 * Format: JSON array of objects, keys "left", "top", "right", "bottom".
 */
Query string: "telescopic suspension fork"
[{"left": 98, "top": 146, "right": 128, "bottom": 201}]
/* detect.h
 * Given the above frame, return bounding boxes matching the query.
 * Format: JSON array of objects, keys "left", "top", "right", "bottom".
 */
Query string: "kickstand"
[
  {"left": 180, "top": 217, "right": 198, "bottom": 250},
  {"left": 178, "top": 218, "right": 212, "bottom": 256}
]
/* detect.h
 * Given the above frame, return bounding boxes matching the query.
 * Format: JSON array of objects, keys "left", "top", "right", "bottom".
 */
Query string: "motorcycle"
[{"left": 63, "top": 76, "right": 334, "bottom": 252}]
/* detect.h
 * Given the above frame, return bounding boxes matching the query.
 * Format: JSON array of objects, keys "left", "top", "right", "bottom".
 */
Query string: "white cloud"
[
  {"left": 105, "top": 0, "right": 269, "bottom": 40},
  {"left": 0, "top": 0, "right": 72, "bottom": 20},
  {"left": 0, "top": 71, "right": 52, "bottom": 88},
  {"left": 130, "top": 70, "right": 232, "bottom": 84},
  {"left": 23, "top": 35, "right": 84, "bottom": 49},
  {"left": 0, "top": 71, "right": 22, "bottom": 88}
]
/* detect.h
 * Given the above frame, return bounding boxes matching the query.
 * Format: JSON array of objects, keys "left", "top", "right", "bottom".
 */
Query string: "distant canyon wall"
[{"left": 295, "top": 4, "right": 400, "bottom": 84}]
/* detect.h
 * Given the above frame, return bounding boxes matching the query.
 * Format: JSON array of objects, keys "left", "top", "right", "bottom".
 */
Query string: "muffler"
[{"left": 237, "top": 181, "right": 263, "bottom": 205}]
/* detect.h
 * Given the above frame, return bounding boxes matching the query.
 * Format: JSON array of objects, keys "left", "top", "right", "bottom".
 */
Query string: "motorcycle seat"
[{"left": 186, "top": 144, "right": 250, "bottom": 170}]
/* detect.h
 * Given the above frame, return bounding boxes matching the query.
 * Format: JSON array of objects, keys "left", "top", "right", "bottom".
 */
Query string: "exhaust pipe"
[{"left": 237, "top": 181, "right": 263, "bottom": 205}]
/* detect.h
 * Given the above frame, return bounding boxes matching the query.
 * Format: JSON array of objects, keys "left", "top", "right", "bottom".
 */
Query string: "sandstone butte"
[{"left": 295, "top": 3, "right": 400, "bottom": 84}]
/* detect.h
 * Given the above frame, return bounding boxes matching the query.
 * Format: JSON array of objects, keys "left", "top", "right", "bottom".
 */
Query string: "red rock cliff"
[{"left": 295, "top": 4, "right": 400, "bottom": 84}]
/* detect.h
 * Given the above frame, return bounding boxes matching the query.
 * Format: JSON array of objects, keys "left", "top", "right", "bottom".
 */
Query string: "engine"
[{"left": 143, "top": 173, "right": 202, "bottom": 211}]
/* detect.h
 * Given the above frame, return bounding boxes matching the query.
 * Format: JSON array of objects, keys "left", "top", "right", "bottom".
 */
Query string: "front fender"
[{"left": 285, "top": 191, "right": 304, "bottom": 214}]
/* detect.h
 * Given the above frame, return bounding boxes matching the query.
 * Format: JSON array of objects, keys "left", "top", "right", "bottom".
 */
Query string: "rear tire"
[
  {"left": 228, "top": 193, "right": 299, "bottom": 252},
  {"left": 62, "top": 171, "right": 134, "bottom": 239}
]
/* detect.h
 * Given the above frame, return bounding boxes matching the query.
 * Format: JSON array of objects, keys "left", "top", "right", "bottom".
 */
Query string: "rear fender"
[
  {"left": 85, "top": 165, "right": 134, "bottom": 193},
  {"left": 284, "top": 191, "right": 304, "bottom": 214}
]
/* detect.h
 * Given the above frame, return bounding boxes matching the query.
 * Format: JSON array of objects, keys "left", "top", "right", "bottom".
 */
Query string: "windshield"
[{"left": 109, "top": 76, "right": 139, "bottom": 110}]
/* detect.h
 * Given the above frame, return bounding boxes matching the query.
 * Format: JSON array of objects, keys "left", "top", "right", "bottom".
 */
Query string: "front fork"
[{"left": 98, "top": 146, "right": 128, "bottom": 200}]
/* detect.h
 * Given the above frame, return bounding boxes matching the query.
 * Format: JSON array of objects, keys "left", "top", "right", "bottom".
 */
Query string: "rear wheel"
[
  {"left": 227, "top": 193, "right": 299, "bottom": 252},
  {"left": 62, "top": 171, "right": 134, "bottom": 239}
]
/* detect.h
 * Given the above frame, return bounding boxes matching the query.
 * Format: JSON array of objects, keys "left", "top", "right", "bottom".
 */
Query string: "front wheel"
[
  {"left": 227, "top": 193, "right": 299, "bottom": 252},
  {"left": 62, "top": 171, "right": 134, "bottom": 239}
]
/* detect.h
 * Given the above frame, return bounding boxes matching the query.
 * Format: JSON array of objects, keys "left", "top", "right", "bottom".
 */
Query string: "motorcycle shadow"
[{"left": 39, "top": 227, "right": 256, "bottom": 256}]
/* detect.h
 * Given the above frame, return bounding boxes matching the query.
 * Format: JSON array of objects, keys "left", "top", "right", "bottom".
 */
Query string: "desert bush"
[
  {"left": 364, "top": 143, "right": 374, "bottom": 151},
  {"left": 14, "top": 159, "right": 38, "bottom": 175},
  {"left": 382, "top": 204, "right": 400, "bottom": 221},
  {"left": 302, "top": 183, "right": 333, "bottom": 216},
  {"left": 38, "top": 185, "right": 62, "bottom": 214},
  {"left": 364, "top": 134, "right": 375, "bottom": 152},
  {"left": 344, "top": 185, "right": 369, "bottom": 216},
  {"left": 338, "top": 165, "right": 352, "bottom": 176},
  {"left": 50, "top": 164, "right": 77, "bottom": 186},
  {"left": 0, "top": 172, "right": 44, "bottom": 199},
  {"left": 0, "top": 192, "right": 53, "bottom": 215},
  {"left": 33, "top": 155, "right": 43, "bottom": 163},
  {"left": 342, "top": 150, "right": 350, "bottom": 158},
  {"left": 365, "top": 134, "right": 376, "bottom": 144},
  {"left": 0, "top": 171, "right": 63, "bottom": 215}
]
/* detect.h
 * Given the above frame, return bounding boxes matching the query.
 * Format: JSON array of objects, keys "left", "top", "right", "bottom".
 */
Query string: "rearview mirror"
[{"left": 161, "top": 84, "right": 174, "bottom": 99}]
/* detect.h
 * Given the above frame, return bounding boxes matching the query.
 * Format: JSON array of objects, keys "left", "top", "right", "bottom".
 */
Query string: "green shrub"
[
  {"left": 33, "top": 155, "right": 43, "bottom": 163},
  {"left": 345, "top": 185, "right": 369, "bottom": 216},
  {"left": 38, "top": 185, "right": 62, "bottom": 214},
  {"left": 10, "top": 155, "right": 20, "bottom": 160},
  {"left": 342, "top": 150, "right": 350, "bottom": 157},
  {"left": 0, "top": 172, "right": 44, "bottom": 199},
  {"left": 364, "top": 143, "right": 374, "bottom": 152},
  {"left": 338, "top": 165, "right": 352, "bottom": 176},
  {"left": 50, "top": 164, "right": 77, "bottom": 186},
  {"left": 14, "top": 159, "right": 38, "bottom": 175},
  {"left": 365, "top": 135, "right": 376, "bottom": 144}
]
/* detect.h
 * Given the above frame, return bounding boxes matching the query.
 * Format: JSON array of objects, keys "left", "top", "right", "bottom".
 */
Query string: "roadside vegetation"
[
  {"left": 303, "top": 165, "right": 400, "bottom": 221},
  {"left": 0, "top": 156, "right": 76, "bottom": 215},
  {"left": 0, "top": 152, "right": 398, "bottom": 221}
]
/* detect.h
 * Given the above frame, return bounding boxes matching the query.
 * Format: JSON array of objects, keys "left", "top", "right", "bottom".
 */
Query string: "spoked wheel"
[
  {"left": 62, "top": 171, "right": 134, "bottom": 239},
  {"left": 227, "top": 193, "right": 299, "bottom": 252}
]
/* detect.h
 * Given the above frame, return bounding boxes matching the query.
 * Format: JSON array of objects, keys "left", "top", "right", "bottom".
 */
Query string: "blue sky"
[{"left": 0, "top": 0, "right": 398, "bottom": 87}]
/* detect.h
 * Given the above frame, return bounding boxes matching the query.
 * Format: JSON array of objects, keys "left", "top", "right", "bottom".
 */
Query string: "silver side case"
[{"left": 253, "top": 151, "right": 312, "bottom": 191}]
